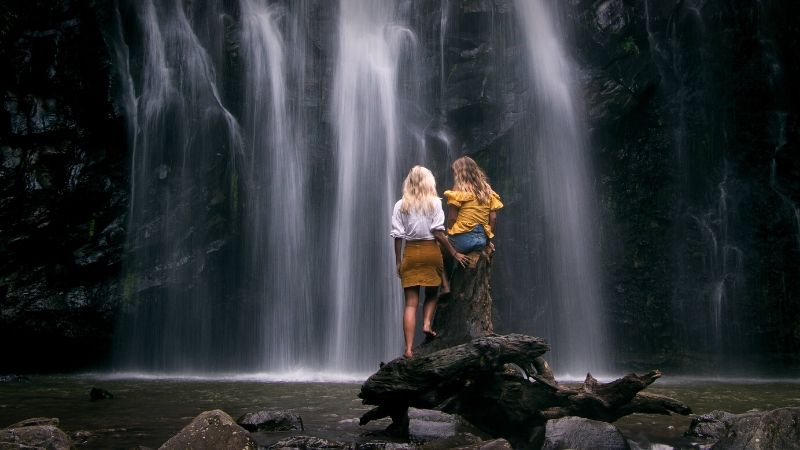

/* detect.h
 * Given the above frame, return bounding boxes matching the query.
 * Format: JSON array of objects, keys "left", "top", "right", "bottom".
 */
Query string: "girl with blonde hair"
[
  {"left": 391, "top": 166, "right": 468, "bottom": 358},
  {"left": 444, "top": 156, "right": 503, "bottom": 256}
]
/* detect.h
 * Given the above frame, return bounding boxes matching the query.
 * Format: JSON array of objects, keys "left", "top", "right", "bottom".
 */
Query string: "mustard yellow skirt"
[{"left": 400, "top": 240, "right": 443, "bottom": 288}]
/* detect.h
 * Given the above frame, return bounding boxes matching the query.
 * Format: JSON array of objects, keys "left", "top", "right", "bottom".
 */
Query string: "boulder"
[
  {"left": 90, "top": 387, "right": 114, "bottom": 400},
  {"left": 687, "top": 407, "right": 800, "bottom": 450},
  {"left": 268, "top": 435, "right": 351, "bottom": 450},
  {"left": 0, "top": 375, "right": 30, "bottom": 383},
  {"left": 0, "top": 424, "right": 71, "bottom": 450},
  {"left": 421, "top": 437, "right": 512, "bottom": 450},
  {"left": 543, "top": 417, "right": 630, "bottom": 450},
  {"left": 355, "top": 442, "right": 415, "bottom": 450},
  {"left": 237, "top": 409, "right": 304, "bottom": 432},
  {"left": 159, "top": 409, "right": 257, "bottom": 450},
  {"left": 408, "top": 408, "right": 485, "bottom": 445},
  {"left": 6, "top": 418, "right": 59, "bottom": 428},
  {"left": 685, "top": 410, "right": 736, "bottom": 441}
]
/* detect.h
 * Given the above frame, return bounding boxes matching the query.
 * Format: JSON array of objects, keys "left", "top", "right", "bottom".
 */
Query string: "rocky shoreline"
[{"left": 3, "top": 403, "right": 798, "bottom": 450}]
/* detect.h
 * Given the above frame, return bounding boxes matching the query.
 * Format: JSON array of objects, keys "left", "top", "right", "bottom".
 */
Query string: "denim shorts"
[{"left": 449, "top": 225, "right": 488, "bottom": 253}]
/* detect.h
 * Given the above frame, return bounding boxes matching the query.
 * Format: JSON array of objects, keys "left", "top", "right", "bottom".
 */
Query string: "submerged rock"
[
  {"left": 0, "top": 424, "right": 71, "bottom": 450},
  {"left": 686, "top": 407, "right": 800, "bottom": 450},
  {"left": 0, "top": 375, "right": 30, "bottom": 383},
  {"left": 268, "top": 435, "right": 351, "bottom": 450},
  {"left": 237, "top": 409, "right": 304, "bottom": 432},
  {"left": 543, "top": 417, "right": 630, "bottom": 450},
  {"left": 159, "top": 409, "right": 257, "bottom": 450},
  {"left": 355, "top": 442, "right": 415, "bottom": 450},
  {"left": 90, "top": 386, "right": 114, "bottom": 400}
]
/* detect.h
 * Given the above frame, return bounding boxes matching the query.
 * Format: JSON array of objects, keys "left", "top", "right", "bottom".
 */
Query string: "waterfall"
[
  {"left": 114, "top": 0, "right": 243, "bottom": 371},
  {"left": 328, "top": 0, "right": 414, "bottom": 371},
  {"left": 689, "top": 168, "right": 744, "bottom": 355},
  {"left": 511, "top": 0, "right": 607, "bottom": 374},
  {"left": 111, "top": 0, "right": 612, "bottom": 376},
  {"left": 239, "top": 0, "right": 314, "bottom": 371}
]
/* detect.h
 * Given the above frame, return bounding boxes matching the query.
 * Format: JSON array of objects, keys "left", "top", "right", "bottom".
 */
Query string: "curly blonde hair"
[
  {"left": 451, "top": 156, "right": 493, "bottom": 205},
  {"left": 401, "top": 166, "right": 439, "bottom": 214}
]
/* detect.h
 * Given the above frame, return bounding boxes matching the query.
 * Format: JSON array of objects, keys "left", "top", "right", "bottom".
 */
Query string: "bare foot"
[
  {"left": 403, "top": 349, "right": 413, "bottom": 359},
  {"left": 423, "top": 329, "right": 438, "bottom": 339}
]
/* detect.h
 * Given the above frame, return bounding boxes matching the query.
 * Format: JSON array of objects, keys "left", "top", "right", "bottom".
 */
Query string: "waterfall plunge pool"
[{"left": 1, "top": 375, "right": 798, "bottom": 449}]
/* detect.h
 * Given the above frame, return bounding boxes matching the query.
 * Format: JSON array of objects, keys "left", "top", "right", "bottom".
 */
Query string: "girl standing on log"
[
  {"left": 391, "top": 166, "right": 469, "bottom": 358},
  {"left": 444, "top": 156, "right": 503, "bottom": 258}
]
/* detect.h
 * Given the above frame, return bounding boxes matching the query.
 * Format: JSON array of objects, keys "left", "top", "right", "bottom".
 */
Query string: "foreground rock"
[
  {"left": 0, "top": 417, "right": 71, "bottom": 450},
  {"left": 686, "top": 407, "right": 800, "bottom": 449},
  {"left": 268, "top": 435, "right": 350, "bottom": 450},
  {"left": 6, "top": 417, "right": 60, "bottom": 428},
  {"left": 159, "top": 409, "right": 257, "bottom": 450},
  {"left": 237, "top": 409, "right": 304, "bottom": 432},
  {"left": 543, "top": 417, "right": 630, "bottom": 450},
  {"left": 408, "top": 408, "right": 487, "bottom": 446}
]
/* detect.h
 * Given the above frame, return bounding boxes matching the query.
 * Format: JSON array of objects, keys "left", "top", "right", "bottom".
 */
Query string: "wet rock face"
[
  {"left": 543, "top": 417, "right": 630, "bottom": 450},
  {"left": 564, "top": 0, "right": 800, "bottom": 368},
  {"left": 407, "top": 408, "right": 487, "bottom": 445},
  {"left": 0, "top": 420, "right": 72, "bottom": 450},
  {"left": 159, "top": 409, "right": 257, "bottom": 450},
  {"left": 686, "top": 407, "right": 800, "bottom": 450},
  {"left": 0, "top": 1, "right": 127, "bottom": 372},
  {"left": 237, "top": 409, "right": 304, "bottom": 432},
  {"left": 268, "top": 435, "right": 350, "bottom": 450}
]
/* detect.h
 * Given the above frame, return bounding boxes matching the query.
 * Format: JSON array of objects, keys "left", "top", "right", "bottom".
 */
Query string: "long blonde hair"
[
  {"left": 401, "top": 166, "right": 439, "bottom": 214},
  {"left": 452, "top": 156, "right": 493, "bottom": 205}
]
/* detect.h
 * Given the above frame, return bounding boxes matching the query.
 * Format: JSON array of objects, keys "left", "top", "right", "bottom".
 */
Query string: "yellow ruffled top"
[{"left": 443, "top": 190, "right": 504, "bottom": 239}]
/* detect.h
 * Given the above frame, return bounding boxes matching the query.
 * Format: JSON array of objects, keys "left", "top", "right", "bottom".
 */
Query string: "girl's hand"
[{"left": 453, "top": 252, "right": 469, "bottom": 267}]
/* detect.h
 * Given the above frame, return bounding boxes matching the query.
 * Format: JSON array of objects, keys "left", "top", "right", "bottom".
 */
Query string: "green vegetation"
[
  {"left": 122, "top": 272, "right": 136, "bottom": 305},
  {"left": 620, "top": 36, "right": 640, "bottom": 56}
]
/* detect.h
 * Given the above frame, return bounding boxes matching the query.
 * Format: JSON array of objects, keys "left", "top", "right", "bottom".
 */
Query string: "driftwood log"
[{"left": 359, "top": 254, "right": 691, "bottom": 448}]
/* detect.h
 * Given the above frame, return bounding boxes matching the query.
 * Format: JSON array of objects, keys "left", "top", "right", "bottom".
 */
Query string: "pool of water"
[{"left": 1, "top": 375, "right": 798, "bottom": 449}]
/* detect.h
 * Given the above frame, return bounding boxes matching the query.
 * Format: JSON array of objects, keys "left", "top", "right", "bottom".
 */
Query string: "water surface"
[{"left": 1, "top": 376, "right": 798, "bottom": 449}]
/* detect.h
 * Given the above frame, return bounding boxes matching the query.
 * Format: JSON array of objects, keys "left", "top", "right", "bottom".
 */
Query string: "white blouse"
[{"left": 390, "top": 199, "right": 446, "bottom": 241}]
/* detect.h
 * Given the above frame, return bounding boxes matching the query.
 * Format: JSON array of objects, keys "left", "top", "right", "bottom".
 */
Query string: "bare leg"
[
  {"left": 440, "top": 270, "right": 450, "bottom": 297},
  {"left": 422, "top": 286, "right": 439, "bottom": 337},
  {"left": 403, "top": 286, "right": 420, "bottom": 358}
]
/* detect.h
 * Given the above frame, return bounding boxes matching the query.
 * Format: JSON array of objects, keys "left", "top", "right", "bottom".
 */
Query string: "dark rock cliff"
[{"left": 0, "top": 0, "right": 126, "bottom": 372}]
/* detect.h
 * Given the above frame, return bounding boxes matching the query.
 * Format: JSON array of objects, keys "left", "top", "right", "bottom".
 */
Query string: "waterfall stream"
[
  {"left": 112, "top": 0, "right": 609, "bottom": 376},
  {"left": 240, "top": 0, "right": 314, "bottom": 370},
  {"left": 510, "top": 0, "right": 608, "bottom": 374},
  {"left": 328, "top": 0, "right": 411, "bottom": 371}
]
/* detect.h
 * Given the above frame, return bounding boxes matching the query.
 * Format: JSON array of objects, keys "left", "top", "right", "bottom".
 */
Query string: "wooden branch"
[
  {"left": 359, "top": 334, "right": 691, "bottom": 444},
  {"left": 359, "top": 334, "right": 550, "bottom": 410}
]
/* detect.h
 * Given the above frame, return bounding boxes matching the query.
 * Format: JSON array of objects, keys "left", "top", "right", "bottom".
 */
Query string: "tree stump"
[{"left": 418, "top": 252, "right": 493, "bottom": 355}]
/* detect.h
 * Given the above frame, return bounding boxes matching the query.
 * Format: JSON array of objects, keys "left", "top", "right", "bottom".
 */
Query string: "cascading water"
[
  {"left": 328, "top": 0, "right": 415, "bottom": 371},
  {"left": 689, "top": 168, "right": 744, "bottom": 354},
  {"left": 239, "top": 0, "right": 314, "bottom": 371},
  {"left": 114, "top": 0, "right": 243, "bottom": 371},
  {"left": 510, "top": 0, "right": 607, "bottom": 375},
  {"left": 770, "top": 113, "right": 800, "bottom": 250},
  {"left": 112, "top": 0, "right": 611, "bottom": 376},
  {"left": 646, "top": 0, "right": 750, "bottom": 365}
]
